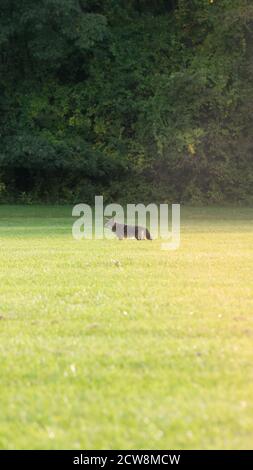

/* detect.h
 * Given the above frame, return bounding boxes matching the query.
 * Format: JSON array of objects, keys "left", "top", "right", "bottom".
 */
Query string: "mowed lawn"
[{"left": 0, "top": 205, "right": 252, "bottom": 450}]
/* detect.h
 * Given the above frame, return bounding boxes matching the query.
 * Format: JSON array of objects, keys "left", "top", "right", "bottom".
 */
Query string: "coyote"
[{"left": 104, "top": 217, "right": 152, "bottom": 240}]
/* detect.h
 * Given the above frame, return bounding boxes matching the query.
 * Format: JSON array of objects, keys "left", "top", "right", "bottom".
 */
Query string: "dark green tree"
[{"left": 0, "top": 0, "right": 252, "bottom": 203}]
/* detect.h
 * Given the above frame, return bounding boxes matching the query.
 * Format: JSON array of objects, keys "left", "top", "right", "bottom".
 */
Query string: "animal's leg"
[{"left": 136, "top": 231, "right": 144, "bottom": 240}]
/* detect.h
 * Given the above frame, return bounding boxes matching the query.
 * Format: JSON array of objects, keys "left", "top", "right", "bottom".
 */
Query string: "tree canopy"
[{"left": 0, "top": 0, "right": 252, "bottom": 203}]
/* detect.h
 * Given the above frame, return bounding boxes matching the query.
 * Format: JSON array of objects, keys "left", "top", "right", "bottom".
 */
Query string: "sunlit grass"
[{"left": 0, "top": 205, "right": 252, "bottom": 449}]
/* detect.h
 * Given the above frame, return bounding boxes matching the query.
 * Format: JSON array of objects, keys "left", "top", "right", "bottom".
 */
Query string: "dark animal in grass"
[{"left": 104, "top": 217, "right": 152, "bottom": 240}]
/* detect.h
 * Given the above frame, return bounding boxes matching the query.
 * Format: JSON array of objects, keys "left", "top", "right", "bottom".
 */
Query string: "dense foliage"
[{"left": 0, "top": 0, "right": 252, "bottom": 203}]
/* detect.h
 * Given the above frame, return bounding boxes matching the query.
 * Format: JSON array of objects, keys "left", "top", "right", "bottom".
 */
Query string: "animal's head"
[{"left": 104, "top": 217, "right": 115, "bottom": 229}]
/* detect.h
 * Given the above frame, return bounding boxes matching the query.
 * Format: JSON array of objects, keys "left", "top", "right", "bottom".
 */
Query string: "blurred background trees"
[{"left": 0, "top": 0, "right": 252, "bottom": 203}]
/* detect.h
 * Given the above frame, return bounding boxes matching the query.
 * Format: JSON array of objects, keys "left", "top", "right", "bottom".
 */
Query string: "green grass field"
[{"left": 0, "top": 205, "right": 252, "bottom": 450}]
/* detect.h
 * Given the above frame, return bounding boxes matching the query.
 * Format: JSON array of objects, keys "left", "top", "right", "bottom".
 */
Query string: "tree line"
[{"left": 0, "top": 0, "right": 252, "bottom": 204}]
